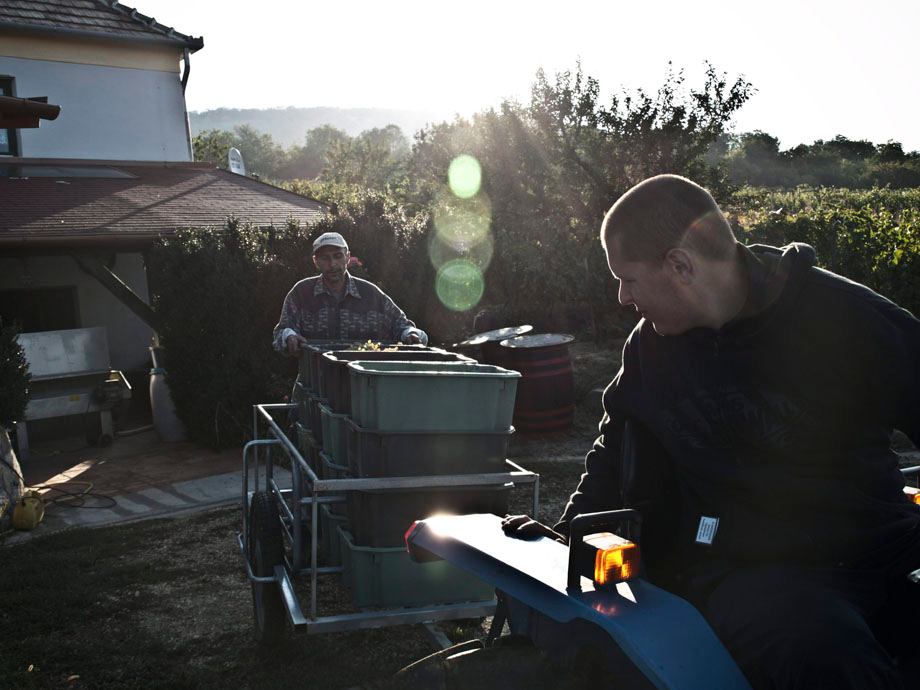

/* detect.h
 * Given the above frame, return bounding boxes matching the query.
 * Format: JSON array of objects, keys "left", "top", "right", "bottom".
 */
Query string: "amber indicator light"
[{"left": 584, "top": 532, "right": 640, "bottom": 585}]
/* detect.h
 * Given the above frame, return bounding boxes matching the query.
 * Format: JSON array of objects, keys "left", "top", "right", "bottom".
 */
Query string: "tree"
[
  {"left": 528, "top": 61, "right": 753, "bottom": 209},
  {"left": 279, "top": 124, "right": 348, "bottom": 180},
  {"left": 359, "top": 124, "right": 410, "bottom": 161},
  {"left": 192, "top": 125, "right": 286, "bottom": 179},
  {"left": 875, "top": 141, "right": 906, "bottom": 164},
  {"left": 824, "top": 135, "right": 875, "bottom": 161},
  {"left": 193, "top": 128, "right": 236, "bottom": 168},
  {"left": 322, "top": 125, "right": 410, "bottom": 192},
  {"left": 400, "top": 62, "right": 753, "bottom": 333},
  {"left": 720, "top": 134, "right": 920, "bottom": 189},
  {"left": 231, "top": 124, "right": 285, "bottom": 178},
  {"left": 725, "top": 131, "right": 787, "bottom": 187}
]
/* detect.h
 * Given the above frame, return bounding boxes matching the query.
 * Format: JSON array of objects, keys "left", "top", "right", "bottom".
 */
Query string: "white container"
[{"left": 149, "top": 347, "right": 186, "bottom": 442}]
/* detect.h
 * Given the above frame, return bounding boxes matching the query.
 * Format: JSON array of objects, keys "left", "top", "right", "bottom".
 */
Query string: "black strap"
[{"left": 485, "top": 590, "right": 508, "bottom": 646}]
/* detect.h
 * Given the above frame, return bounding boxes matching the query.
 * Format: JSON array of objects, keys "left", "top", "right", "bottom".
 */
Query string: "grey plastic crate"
[
  {"left": 319, "top": 348, "right": 471, "bottom": 413},
  {"left": 319, "top": 402, "right": 349, "bottom": 467},
  {"left": 348, "top": 361, "right": 520, "bottom": 431},
  {"left": 346, "top": 482, "right": 512, "bottom": 547},
  {"left": 320, "top": 503, "right": 347, "bottom": 567},
  {"left": 317, "top": 344, "right": 446, "bottom": 393},
  {"left": 319, "top": 449, "right": 349, "bottom": 517},
  {"left": 344, "top": 416, "right": 512, "bottom": 478},
  {"left": 298, "top": 341, "right": 360, "bottom": 391},
  {"left": 339, "top": 526, "right": 494, "bottom": 608},
  {"left": 294, "top": 381, "right": 311, "bottom": 431},
  {"left": 305, "top": 389, "right": 328, "bottom": 445},
  {"left": 294, "top": 421, "right": 313, "bottom": 459},
  {"left": 307, "top": 342, "right": 431, "bottom": 394}
]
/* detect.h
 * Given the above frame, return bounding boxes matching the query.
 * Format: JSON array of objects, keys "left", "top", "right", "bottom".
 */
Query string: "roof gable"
[
  {"left": 0, "top": 160, "right": 326, "bottom": 249},
  {"left": 0, "top": 0, "right": 203, "bottom": 51}
]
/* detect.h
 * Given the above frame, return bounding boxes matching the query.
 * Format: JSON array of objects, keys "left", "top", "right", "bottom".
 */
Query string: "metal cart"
[{"left": 238, "top": 402, "right": 540, "bottom": 641}]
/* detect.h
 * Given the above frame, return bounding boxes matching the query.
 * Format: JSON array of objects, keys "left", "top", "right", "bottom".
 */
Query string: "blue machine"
[{"left": 406, "top": 511, "right": 752, "bottom": 690}]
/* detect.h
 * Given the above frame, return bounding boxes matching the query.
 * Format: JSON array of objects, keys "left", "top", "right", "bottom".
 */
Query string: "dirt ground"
[{"left": 1, "top": 339, "right": 622, "bottom": 690}]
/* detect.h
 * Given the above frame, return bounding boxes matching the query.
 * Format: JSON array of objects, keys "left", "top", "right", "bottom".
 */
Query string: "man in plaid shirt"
[{"left": 272, "top": 232, "right": 428, "bottom": 353}]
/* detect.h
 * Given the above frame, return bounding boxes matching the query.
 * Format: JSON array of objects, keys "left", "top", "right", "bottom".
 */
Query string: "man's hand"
[
  {"left": 286, "top": 333, "right": 308, "bottom": 356},
  {"left": 405, "top": 332, "right": 422, "bottom": 344},
  {"left": 501, "top": 514, "right": 567, "bottom": 543}
]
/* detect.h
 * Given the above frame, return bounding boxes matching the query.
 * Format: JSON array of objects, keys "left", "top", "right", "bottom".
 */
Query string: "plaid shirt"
[{"left": 272, "top": 273, "right": 427, "bottom": 350}]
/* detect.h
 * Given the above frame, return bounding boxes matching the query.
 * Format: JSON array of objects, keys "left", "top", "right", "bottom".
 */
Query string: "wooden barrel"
[
  {"left": 501, "top": 333, "right": 575, "bottom": 437},
  {"left": 455, "top": 325, "right": 532, "bottom": 368}
]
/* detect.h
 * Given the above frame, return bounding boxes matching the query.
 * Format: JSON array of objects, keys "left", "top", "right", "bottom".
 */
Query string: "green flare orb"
[
  {"left": 448, "top": 155, "right": 482, "bottom": 199},
  {"left": 435, "top": 259, "right": 484, "bottom": 311}
]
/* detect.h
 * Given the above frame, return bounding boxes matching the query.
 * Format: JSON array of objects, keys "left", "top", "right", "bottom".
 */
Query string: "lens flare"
[
  {"left": 433, "top": 192, "right": 491, "bottom": 246},
  {"left": 436, "top": 259, "right": 484, "bottom": 311},
  {"left": 448, "top": 155, "right": 482, "bottom": 199},
  {"left": 430, "top": 177, "right": 491, "bottom": 312},
  {"left": 429, "top": 229, "right": 493, "bottom": 270}
]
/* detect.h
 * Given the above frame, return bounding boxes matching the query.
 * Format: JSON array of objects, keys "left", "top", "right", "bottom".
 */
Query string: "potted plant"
[{"left": 0, "top": 318, "right": 31, "bottom": 528}]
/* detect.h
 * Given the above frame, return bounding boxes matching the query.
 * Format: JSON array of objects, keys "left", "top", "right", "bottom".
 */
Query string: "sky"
[{"left": 141, "top": 0, "right": 919, "bottom": 152}]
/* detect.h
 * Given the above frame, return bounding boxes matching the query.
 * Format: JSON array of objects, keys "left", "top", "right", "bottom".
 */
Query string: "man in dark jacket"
[
  {"left": 505, "top": 174, "right": 920, "bottom": 689},
  {"left": 272, "top": 231, "right": 427, "bottom": 352}
]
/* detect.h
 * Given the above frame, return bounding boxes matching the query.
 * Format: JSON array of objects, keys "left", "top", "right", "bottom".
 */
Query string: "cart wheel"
[{"left": 249, "top": 490, "right": 286, "bottom": 646}]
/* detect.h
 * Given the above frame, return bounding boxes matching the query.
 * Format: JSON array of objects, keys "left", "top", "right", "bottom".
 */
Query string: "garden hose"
[
  {"left": 1, "top": 449, "right": 113, "bottom": 535},
  {"left": 40, "top": 481, "right": 94, "bottom": 506},
  {"left": 37, "top": 482, "right": 117, "bottom": 511}
]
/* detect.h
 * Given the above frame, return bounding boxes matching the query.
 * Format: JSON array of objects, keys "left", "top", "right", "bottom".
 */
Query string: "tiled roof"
[
  {"left": 0, "top": 159, "right": 326, "bottom": 249},
  {"left": 0, "top": 0, "right": 203, "bottom": 51}
]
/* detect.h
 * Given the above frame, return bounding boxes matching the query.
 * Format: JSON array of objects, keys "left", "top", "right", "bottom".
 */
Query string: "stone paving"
[{"left": 4, "top": 428, "right": 287, "bottom": 546}]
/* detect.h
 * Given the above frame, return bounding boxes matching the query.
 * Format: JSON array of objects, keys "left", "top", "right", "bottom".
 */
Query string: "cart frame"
[{"left": 238, "top": 402, "right": 541, "bottom": 635}]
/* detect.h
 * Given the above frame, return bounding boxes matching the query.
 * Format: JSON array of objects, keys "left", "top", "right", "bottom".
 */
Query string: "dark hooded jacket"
[{"left": 558, "top": 243, "right": 920, "bottom": 583}]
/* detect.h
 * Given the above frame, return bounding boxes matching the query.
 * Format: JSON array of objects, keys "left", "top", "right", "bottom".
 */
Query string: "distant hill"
[{"left": 188, "top": 106, "right": 453, "bottom": 147}]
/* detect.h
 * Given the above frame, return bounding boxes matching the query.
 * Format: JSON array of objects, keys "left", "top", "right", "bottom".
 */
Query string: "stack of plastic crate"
[
  {"left": 291, "top": 342, "right": 360, "bottom": 566},
  {"left": 313, "top": 346, "right": 464, "bottom": 567},
  {"left": 332, "top": 357, "right": 521, "bottom": 608}
]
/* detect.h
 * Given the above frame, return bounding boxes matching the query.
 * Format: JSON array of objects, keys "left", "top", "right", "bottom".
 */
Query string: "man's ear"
[{"left": 664, "top": 248, "right": 694, "bottom": 284}]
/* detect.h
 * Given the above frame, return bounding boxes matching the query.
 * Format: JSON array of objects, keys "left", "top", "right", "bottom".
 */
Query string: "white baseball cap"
[{"left": 312, "top": 232, "right": 348, "bottom": 254}]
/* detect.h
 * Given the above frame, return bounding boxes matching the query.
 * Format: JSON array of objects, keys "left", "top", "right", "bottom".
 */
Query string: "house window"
[
  {"left": 0, "top": 76, "right": 20, "bottom": 156},
  {"left": 0, "top": 287, "right": 80, "bottom": 333}
]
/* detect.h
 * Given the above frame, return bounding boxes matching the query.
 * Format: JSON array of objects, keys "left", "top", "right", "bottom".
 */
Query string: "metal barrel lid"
[
  {"left": 500, "top": 333, "right": 574, "bottom": 348},
  {"left": 455, "top": 324, "right": 533, "bottom": 348}
]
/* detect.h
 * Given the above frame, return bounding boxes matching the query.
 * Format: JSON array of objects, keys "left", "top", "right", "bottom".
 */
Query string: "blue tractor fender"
[{"left": 406, "top": 513, "right": 751, "bottom": 690}]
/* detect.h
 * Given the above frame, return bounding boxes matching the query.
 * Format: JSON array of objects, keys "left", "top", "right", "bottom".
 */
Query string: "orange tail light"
[
  {"left": 905, "top": 486, "right": 920, "bottom": 505},
  {"left": 584, "top": 532, "right": 641, "bottom": 585}
]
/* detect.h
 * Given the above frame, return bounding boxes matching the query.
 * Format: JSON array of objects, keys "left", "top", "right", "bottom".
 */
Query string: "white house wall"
[
  {"left": 0, "top": 253, "right": 154, "bottom": 371},
  {"left": 0, "top": 56, "right": 191, "bottom": 161}
]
